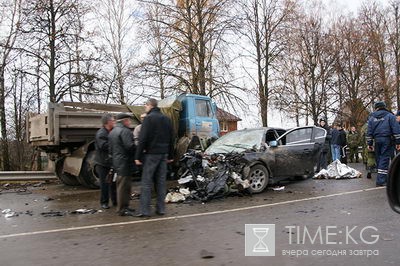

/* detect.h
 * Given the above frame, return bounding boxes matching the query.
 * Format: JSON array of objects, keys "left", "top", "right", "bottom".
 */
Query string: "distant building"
[{"left": 216, "top": 108, "right": 241, "bottom": 135}]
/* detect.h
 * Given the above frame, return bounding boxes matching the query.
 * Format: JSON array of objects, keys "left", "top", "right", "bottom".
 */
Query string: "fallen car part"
[
  {"left": 71, "top": 209, "right": 98, "bottom": 214},
  {"left": 2, "top": 209, "right": 19, "bottom": 218},
  {"left": 165, "top": 192, "right": 186, "bottom": 203},
  {"left": 41, "top": 211, "right": 65, "bottom": 217}
]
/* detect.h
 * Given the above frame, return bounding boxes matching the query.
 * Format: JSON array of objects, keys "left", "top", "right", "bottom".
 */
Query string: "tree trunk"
[{"left": 0, "top": 68, "right": 10, "bottom": 170}]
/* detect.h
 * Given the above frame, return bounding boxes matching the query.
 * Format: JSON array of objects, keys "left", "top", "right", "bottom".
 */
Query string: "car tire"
[
  {"left": 246, "top": 164, "right": 269, "bottom": 193},
  {"left": 55, "top": 158, "right": 81, "bottom": 186}
]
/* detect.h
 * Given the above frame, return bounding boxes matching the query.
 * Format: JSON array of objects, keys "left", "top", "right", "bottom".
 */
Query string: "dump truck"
[{"left": 27, "top": 94, "right": 220, "bottom": 188}]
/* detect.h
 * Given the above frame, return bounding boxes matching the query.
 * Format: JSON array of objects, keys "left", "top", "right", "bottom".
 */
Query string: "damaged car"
[{"left": 204, "top": 126, "right": 326, "bottom": 193}]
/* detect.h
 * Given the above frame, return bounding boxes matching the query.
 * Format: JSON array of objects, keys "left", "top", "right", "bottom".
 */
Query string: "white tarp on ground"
[{"left": 313, "top": 160, "right": 362, "bottom": 179}]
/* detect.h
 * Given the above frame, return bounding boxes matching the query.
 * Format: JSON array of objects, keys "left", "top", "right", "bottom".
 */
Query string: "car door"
[{"left": 271, "top": 126, "right": 322, "bottom": 177}]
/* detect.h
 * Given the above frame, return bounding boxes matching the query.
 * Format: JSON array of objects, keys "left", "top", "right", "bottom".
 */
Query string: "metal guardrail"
[{"left": 0, "top": 171, "right": 57, "bottom": 181}]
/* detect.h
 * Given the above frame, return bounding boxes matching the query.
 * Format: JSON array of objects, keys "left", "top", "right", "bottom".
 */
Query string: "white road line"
[{"left": 0, "top": 187, "right": 384, "bottom": 239}]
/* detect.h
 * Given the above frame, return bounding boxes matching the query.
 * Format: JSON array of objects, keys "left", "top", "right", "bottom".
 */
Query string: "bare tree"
[
  {"left": 239, "top": 0, "right": 296, "bottom": 126},
  {"left": 20, "top": 0, "right": 95, "bottom": 103},
  {"left": 360, "top": 2, "right": 394, "bottom": 109},
  {"left": 0, "top": 0, "right": 22, "bottom": 170},
  {"left": 386, "top": 0, "right": 400, "bottom": 108},
  {"left": 94, "top": 0, "right": 137, "bottom": 104},
  {"left": 334, "top": 16, "right": 371, "bottom": 128}
]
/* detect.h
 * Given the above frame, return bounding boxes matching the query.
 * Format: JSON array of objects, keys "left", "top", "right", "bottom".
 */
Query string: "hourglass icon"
[{"left": 252, "top": 227, "right": 269, "bottom": 252}]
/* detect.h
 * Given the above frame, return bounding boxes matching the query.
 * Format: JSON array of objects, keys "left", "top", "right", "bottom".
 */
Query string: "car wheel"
[{"left": 246, "top": 164, "right": 269, "bottom": 193}]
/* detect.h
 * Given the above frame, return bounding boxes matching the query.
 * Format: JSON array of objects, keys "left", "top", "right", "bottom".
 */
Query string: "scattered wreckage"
[{"left": 167, "top": 126, "right": 327, "bottom": 202}]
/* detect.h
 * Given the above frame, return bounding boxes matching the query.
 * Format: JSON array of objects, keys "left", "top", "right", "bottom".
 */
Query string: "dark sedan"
[{"left": 205, "top": 126, "right": 326, "bottom": 193}]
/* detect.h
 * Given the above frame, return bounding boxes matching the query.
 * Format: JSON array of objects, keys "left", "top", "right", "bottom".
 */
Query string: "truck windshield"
[{"left": 195, "top": 99, "right": 212, "bottom": 117}]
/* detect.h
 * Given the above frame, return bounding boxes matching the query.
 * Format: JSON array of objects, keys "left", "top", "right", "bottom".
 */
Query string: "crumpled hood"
[{"left": 372, "top": 109, "right": 391, "bottom": 119}]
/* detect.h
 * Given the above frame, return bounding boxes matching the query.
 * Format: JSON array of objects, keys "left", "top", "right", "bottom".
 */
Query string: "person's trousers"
[
  {"left": 95, "top": 165, "right": 117, "bottom": 205},
  {"left": 349, "top": 146, "right": 359, "bottom": 162},
  {"left": 140, "top": 154, "right": 168, "bottom": 216},
  {"left": 374, "top": 137, "right": 394, "bottom": 185},
  {"left": 332, "top": 144, "right": 341, "bottom": 161},
  {"left": 116, "top": 175, "right": 132, "bottom": 213},
  {"left": 317, "top": 151, "right": 328, "bottom": 171}
]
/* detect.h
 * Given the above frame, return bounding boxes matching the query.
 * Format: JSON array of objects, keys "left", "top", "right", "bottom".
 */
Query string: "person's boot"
[{"left": 367, "top": 172, "right": 372, "bottom": 179}]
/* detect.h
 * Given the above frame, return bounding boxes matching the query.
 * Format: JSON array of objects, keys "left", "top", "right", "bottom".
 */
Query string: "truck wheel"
[
  {"left": 246, "top": 164, "right": 269, "bottom": 193},
  {"left": 77, "top": 150, "right": 100, "bottom": 189},
  {"left": 55, "top": 158, "right": 81, "bottom": 186}
]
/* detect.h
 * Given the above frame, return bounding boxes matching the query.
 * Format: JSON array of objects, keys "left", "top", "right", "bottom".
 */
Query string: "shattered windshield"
[{"left": 205, "top": 129, "right": 265, "bottom": 154}]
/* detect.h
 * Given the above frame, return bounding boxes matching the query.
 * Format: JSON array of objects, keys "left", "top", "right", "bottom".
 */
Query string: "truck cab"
[{"left": 177, "top": 94, "right": 219, "bottom": 140}]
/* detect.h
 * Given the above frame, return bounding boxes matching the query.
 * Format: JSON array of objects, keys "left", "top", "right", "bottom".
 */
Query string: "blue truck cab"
[{"left": 176, "top": 94, "right": 220, "bottom": 141}]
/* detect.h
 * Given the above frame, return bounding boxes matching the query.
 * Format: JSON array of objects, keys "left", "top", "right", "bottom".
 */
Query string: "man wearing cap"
[
  {"left": 367, "top": 101, "right": 400, "bottom": 186},
  {"left": 94, "top": 113, "right": 117, "bottom": 209},
  {"left": 108, "top": 112, "right": 136, "bottom": 216},
  {"left": 135, "top": 98, "right": 174, "bottom": 217}
]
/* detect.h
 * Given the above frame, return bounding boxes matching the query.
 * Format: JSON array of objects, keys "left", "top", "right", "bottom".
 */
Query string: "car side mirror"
[
  {"left": 388, "top": 154, "right": 400, "bottom": 214},
  {"left": 269, "top": 140, "right": 278, "bottom": 147}
]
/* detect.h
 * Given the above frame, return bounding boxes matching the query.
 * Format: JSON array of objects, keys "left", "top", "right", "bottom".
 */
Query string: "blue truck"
[{"left": 27, "top": 93, "right": 220, "bottom": 188}]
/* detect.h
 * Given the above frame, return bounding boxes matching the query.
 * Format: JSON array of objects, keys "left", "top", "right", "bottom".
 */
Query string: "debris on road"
[
  {"left": 200, "top": 249, "right": 215, "bottom": 259},
  {"left": 271, "top": 186, "right": 285, "bottom": 191},
  {"left": 165, "top": 192, "right": 186, "bottom": 203},
  {"left": 2, "top": 209, "right": 19, "bottom": 218},
  {"left": 313, "top": 160, "right": 362, "bottom": 179},
  {"left": 71, "top": 209, "right": 98, "bottom": 214},
  {"left": 41, "top": 211, "right": 65, "bottom": 217},
  {"left": 131, "top": 192, "right": 140, "bottom": 200},
  {"left": 171, "top": 151, "right": 251, "bottom": 203},
  {"left": 44, "top": 197, "right": 55, "bottom": 201}
]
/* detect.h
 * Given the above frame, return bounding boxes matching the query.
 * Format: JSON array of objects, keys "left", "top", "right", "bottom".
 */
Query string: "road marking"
[{"left": 0, "top": 187, "right": 384, "bottom": 239}]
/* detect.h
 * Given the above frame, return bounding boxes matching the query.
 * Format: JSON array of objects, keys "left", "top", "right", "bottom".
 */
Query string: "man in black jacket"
[
  {"left": 109, "top": 112, "right": 136, "bottom": 216},
  {"left": 135, "top": 98, "right": 174, "bottom": 217},
  {"left": 94, "top": 113, "right": 116, "bottom": 209},
  {"left": 317, "top": 118, "right": 331, "bottom": 171}
]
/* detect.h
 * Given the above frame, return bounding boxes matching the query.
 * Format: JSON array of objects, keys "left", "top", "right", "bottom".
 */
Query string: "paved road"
[{"left": 0, "top": 163, "right": 399, "bottom": 266}]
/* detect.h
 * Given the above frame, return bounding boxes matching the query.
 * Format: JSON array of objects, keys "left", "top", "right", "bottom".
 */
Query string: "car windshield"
[{"left": 206, "top": 129, "right": 265, "bottom": 154}]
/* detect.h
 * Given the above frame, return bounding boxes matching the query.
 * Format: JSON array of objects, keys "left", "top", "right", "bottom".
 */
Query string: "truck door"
[{"left": 194, "top": 98, "right": 217, "bottom": 138}]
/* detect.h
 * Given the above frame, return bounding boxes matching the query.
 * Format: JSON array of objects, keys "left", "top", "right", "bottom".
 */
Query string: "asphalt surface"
[{"left": 0, "top": 163, "right": 399, "bottom": 266}]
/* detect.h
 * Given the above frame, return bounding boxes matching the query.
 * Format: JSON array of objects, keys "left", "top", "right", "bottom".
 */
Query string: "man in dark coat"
[
  {"left": 317, "top": 118, "right": 331, "bottom": 171},
  {"left": 367, "top": 101, "right": 400, "bottom": 186},
  {"left": 94, "top": 113, "right": 116, "bottom": 209},
  {"left": 331, "top": 123, "right": 347, "bottom": 162},
  {"left": 135, "top": 98, "right": 174, "bottom": 217},
  {"left": 109, "top": 112, "right": 136, "bottom": 216}
]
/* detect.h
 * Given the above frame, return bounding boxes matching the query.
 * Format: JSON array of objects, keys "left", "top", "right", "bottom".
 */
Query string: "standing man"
[
  {"left": 331, "top": 123, "right": 346, "bottom": 161},
  {"left": 347, "top": 126, "right": 361, "bottom": 163},
  {"left": 135, "top": 98, "right": 174, "bottom": 217},
  {"left": 330, "top": 124, "right": 339, "bottom": 161},
  {"left": 109, "top": 113, "right": 136, "bottom": 216},
  {"left": 367, "top": 101, "right": 400, "bottom": 186},
  {"left": 317, "top": 118, "right": 331, "bottom": 171},
  {"left": 94, "top": 113, "right": 116, "bottom": 209}
]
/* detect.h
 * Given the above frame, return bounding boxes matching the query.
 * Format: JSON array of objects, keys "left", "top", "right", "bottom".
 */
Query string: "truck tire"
[
  {"left": 77, "top": 150, "right": 100, "bottom": 189},
  {"left": 55, "top": 158, "right": 81, "bottom": 186},
  {"left": 246, "top": 164, "right": 269, "bottom": 194}
]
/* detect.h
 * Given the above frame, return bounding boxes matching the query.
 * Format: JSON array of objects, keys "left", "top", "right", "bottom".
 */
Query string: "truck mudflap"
[{"left": 63, "top": 142, "right": 99, "bottom": 188}]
